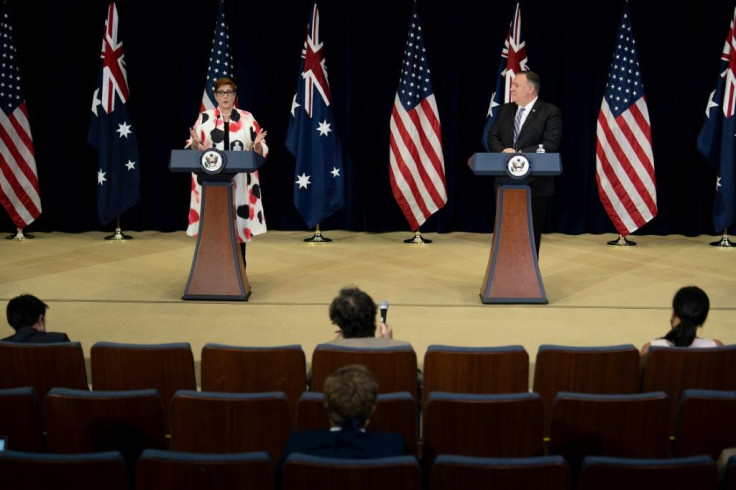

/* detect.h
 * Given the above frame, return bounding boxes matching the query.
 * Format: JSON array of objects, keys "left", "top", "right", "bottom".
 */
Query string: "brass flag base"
[
  {"left": 404, "top": 230, "right": 432, "bottom": 244},
  {"left": 710, "top": 231, "right": 734, "bottom": 247},
  {"left": 105, "top": 227, "right": 133, "bottom": 241},
  {"left": 6, "top": 228, "right": 34, "bottom": 240},
  {"left": 304, "top": 225, "right": 332, "bottom": 243},
  {"left": 607, "top": 234, "right": 636, "bottom": 246}
]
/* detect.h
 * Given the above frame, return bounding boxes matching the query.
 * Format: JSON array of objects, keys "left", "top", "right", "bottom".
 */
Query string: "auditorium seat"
[
  {"left": 0, "top": 387, "right": 44, "bottom": 451},
  {"left": 296, "top": 391, "right": 419, "bottom": 456},
  {"left": 577, "top": 455, "right": 717, "bottom": 490},
  {"left": 135, "top": 449, "right": 274, "bottom": 490},
  {"left": 640, "top": 344, "right": 736, "bottom": 432},
  {"left": 422, "top": 392, "right": 545, "bottom": 472},
  {"left": 674, "top": 389, "right": 736, "bottom": 459},
  {"left": 281, "top": 453, "right": 421, "bottom": 490},
  {"left": 90, "top": 341, "right": 196, "bottom": 427},
  {"left": 43, "top": 387, "right": 167, "bottom": 473},
  {"left": 0, "top": 341, "right": 88, "bottom": 397},
  {"left": 0, "top": 450, "right": 128, "bottom": 490},
  {"left": 422, "top": 344, "right": 529, "bottom": 410},
  {"left": 548, "top": 391, "right": 671, "bottom": 476},
  {"left": 169, "top": 389, "right": 290, "bottom": 463},
  {"left": 532, "top": 344, "right": 640, "bottom": 434},
  {"left": 200, "top": 343, "right": 307, "bottom": 425},
  {"left": 430, "top": 454, "right": 570, "bottom": 490},
  {"left": 310, "top": 343, "right": 418, "bottom": 400}
]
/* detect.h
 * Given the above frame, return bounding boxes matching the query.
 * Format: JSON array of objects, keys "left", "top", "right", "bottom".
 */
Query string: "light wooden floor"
[{"left": 1, "top": 230, "right": 734, "bottom": 383}]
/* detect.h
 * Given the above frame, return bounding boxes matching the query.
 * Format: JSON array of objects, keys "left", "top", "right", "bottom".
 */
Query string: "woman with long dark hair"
[{"left": 640, "top": 286, "right": 723, "bottom": 356}]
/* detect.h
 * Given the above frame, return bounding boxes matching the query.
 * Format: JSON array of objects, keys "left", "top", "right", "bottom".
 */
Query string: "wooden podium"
[
  {"left": 468, "top": 152, "right": 562, "bottom": 304},
  {"left": 169, "top": 149, "right": 265, "bottom": 301}
]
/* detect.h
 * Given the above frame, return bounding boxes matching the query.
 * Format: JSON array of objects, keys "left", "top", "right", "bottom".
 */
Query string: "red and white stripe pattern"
[
  {"left": 389, "top": 6, "right": 446, "bottom": 231},
  {"left": 596, "top": 9, "right": 656, "bottom": 236},
  {"left": 0, "top": 3, "right": 41, "bottom": 228}
]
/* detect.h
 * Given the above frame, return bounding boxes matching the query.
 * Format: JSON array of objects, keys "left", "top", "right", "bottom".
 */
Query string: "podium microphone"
[{"left": 379, "top": 300, "right": 389, "bottom": 323}]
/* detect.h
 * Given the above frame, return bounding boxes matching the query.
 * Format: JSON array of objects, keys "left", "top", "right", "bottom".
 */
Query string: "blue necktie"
[{"left": 513, "top": 107, "right": 525, "bottom": 147}]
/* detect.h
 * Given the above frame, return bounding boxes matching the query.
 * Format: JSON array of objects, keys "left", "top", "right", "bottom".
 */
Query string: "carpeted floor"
[{"left": 1, "top": 230, "right": 734, "bottom": 386}]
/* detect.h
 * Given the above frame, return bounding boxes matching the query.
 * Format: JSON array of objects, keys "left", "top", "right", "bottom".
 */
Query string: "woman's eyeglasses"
[{"left": 215, "top": 90, "right": 235, "bottom": 96}]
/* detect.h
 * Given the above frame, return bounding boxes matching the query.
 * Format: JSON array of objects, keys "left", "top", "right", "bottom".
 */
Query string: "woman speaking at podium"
[{"left": 187, "top": 77, "right": 268, "bottom": 267}]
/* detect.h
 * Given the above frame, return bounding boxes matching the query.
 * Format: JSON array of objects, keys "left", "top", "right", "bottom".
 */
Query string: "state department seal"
[
  {"left": 506, "top": 154, "right": 531, "bottom": 179},
  {"left": 200, "top": 148, "right": 226, "bottom": 175}
]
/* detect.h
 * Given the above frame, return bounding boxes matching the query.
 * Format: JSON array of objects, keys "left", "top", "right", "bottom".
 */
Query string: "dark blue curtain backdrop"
[{"left": 4, "top": 0, "right": 733, "bottom": 236}]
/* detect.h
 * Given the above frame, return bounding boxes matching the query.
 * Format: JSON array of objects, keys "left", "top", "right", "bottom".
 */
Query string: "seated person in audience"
[
  {"left": 2, "top": 294, "right": 70, "bottom": 343},
  {"left": 327, "top": 286, "right": 409, "bottom": 347},
  {"left": 640, "top": 285, "right": 723, "bottom": 356},
  {"left": 280, "top": 364, "right": 407, "bottom": 465}
]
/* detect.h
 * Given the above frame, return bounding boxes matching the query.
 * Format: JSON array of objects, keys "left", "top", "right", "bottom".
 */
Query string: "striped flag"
[
  {"left": 0, "top": 1, "right": 41, "bottom": 229},
  {"left": 389, "top": 4, "right": 446, "bottom": 231},
  {"left": 697, "top": 7, "right": 736, "bottom": 234},
  {"left": 481, "top": 0, "right": 529, "bottom": 151},
  {"left": 186, "top": 0, "right": 266, "bottom": 241},
  {"left": 595, "top": 5, "right": 657, "bottom": 236}
]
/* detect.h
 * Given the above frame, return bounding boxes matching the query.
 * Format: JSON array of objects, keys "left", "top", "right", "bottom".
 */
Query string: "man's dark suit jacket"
[
  {"left": 278, "top": 429, "right": 406, "bottom": 469},
  {"left": 487, "top": 99, "right": 562, "bottom": 197},
  {"left": 1, "top": 327, "right": 70, "bottom": 343}
]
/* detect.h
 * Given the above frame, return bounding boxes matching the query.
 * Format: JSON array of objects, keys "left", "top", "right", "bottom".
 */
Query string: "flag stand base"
[
  {"left": 105, "top": 227, "right": 133, "bottom": 241},
  {"left": 607, "top": 234, "right": 636, "bottom": 246},
  {"left": 6, "top": 228, "right": 34, "bottom": 240},
  {"left": 710, "top": 232, "right": 734, "bottom": 247},
  {"left": 304, "top": 226, "right": 332, "bottom": 243},
  {"left": 404, "top": 231, "right": 432, "bottom": 244}
]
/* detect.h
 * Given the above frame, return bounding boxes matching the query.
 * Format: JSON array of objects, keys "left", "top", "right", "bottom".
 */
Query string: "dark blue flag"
[
  {"left": 697, "top": 8, "right": 736, "bottom": 233},
  {"left": 88, "top": 1, "right": 141, "bottom": 225},
  {"left": 481, "top": 1, "right": 529, "bottom": 151},
  {"left": 286, "top": 2, "right": 344, "bottom": 229}
]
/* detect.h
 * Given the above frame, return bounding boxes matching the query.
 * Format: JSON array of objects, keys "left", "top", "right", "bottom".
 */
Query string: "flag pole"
[
  {"left": 104, "top": 216, "right": 132, "bottom": 241},
  {"left": 404, "top": 229, "right": 432, "bottom": 244},
  {"left": 304, "top": 224, "right": 332, "bottom": 243},
  {"left": 6, "top": 228, "right": 34, "bottom": 240},
  {"left": 709, "top": 228, "right": 735, "bottom": 247},
  {"left": 607, "top": 234, "right": 636, "bottom": 246}
]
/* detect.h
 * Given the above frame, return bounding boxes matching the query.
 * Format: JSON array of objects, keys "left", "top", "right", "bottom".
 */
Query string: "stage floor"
[{"left": 1, "top": 230, "right": 734, "bottom": 383}]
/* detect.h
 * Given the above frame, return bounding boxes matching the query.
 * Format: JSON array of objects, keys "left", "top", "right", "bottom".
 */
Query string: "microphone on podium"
[{"left": 379, "top": 300, "right": 389, "bottom": 323}]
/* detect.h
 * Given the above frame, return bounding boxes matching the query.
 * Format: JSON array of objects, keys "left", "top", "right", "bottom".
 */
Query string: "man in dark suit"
[
  {"left": 2, "top": 294, "right": 70, "bottom": 343},
  {"left": 487, "top": 70, "right": 562, "bottom": 256},
  {"left": 280, "top": 365, "right": 406, "bottom": 468}
]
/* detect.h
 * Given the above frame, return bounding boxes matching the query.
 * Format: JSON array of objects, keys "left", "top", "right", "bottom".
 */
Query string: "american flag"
[
  {"left": 697, "top": 7, "right": 736, "bottom": 233},
  {"left": 88, "top": 1, "right": 141, "bottom": 225},
  {"left": 595, "top": 6, "right": 657, "bottom": 236},
  {"left": 481, "top": 0, "right": 529, "bottom": 151},
  {"left": 0, "top": 1, "right": 41, "bottom": 229},
  {"left": 286, "top": 1, "right": 344, "bottom": 229},
  {"left": 186, "top": 0, "right": 266, "bottom": 241},
  {"left": 389, "top": 4, "right": 446, "bottom": 231}
]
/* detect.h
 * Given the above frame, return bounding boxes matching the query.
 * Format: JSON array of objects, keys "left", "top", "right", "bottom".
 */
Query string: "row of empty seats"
[
  {"left": 3, "top": 385, "right": 735, "bottom": 465},
  {"left": 2, "top": 341, "right": 735, "bottom": 426},
  {"left": 0, "top": 449, "right": 732, "bottom": 490}
]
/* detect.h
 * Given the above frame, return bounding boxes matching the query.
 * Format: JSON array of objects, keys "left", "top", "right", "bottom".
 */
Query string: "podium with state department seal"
[
  {"left": 169, "top": 149, "right": 264, "bottom": 301},
  {"left": 468, "top": 152, "right": 562, "bottom": 304}
]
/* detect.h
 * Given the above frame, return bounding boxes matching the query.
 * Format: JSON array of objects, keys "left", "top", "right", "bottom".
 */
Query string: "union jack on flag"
[
  {"left": 389, "top": 3, "right": 446, "bottom": 231},
  {"left": 481, "top": 0, "right": 529, "bottom": 151},
  {"left": 286, "top": 1, "right": 345, "bottom": 229},
  {"left": 697, "top": 7, "right": 736, "bottom": 233},
  {"left": 0, "top": 0, "right": 41, "bottom": 229},
  {"left": 88, "top": 1, "right": 141, "bottom": 225}
]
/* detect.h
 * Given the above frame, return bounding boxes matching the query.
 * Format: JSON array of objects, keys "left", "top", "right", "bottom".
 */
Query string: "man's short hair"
[
  {"left": 323, "top": 364, "right": 379, "bottom": 429},
  {"left": 521, "top": 70, "right": 540, "bottom": 94},
  {"left": 329, "top": 287, "right": 377, "bottom": 338},
  {"left": 6, "top": 294, "right": 48, "bottom": 331}
]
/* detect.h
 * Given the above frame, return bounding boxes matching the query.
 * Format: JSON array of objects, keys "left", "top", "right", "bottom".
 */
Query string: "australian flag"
[
  {"left": 697, "top": 7, "right": 736, "bottom": 234},
  {"left": 88, "top": 1, "right": 141, "bottom": 225},
  {"left": 286, "top": 1, "right": 344, "bottom": 230}
]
